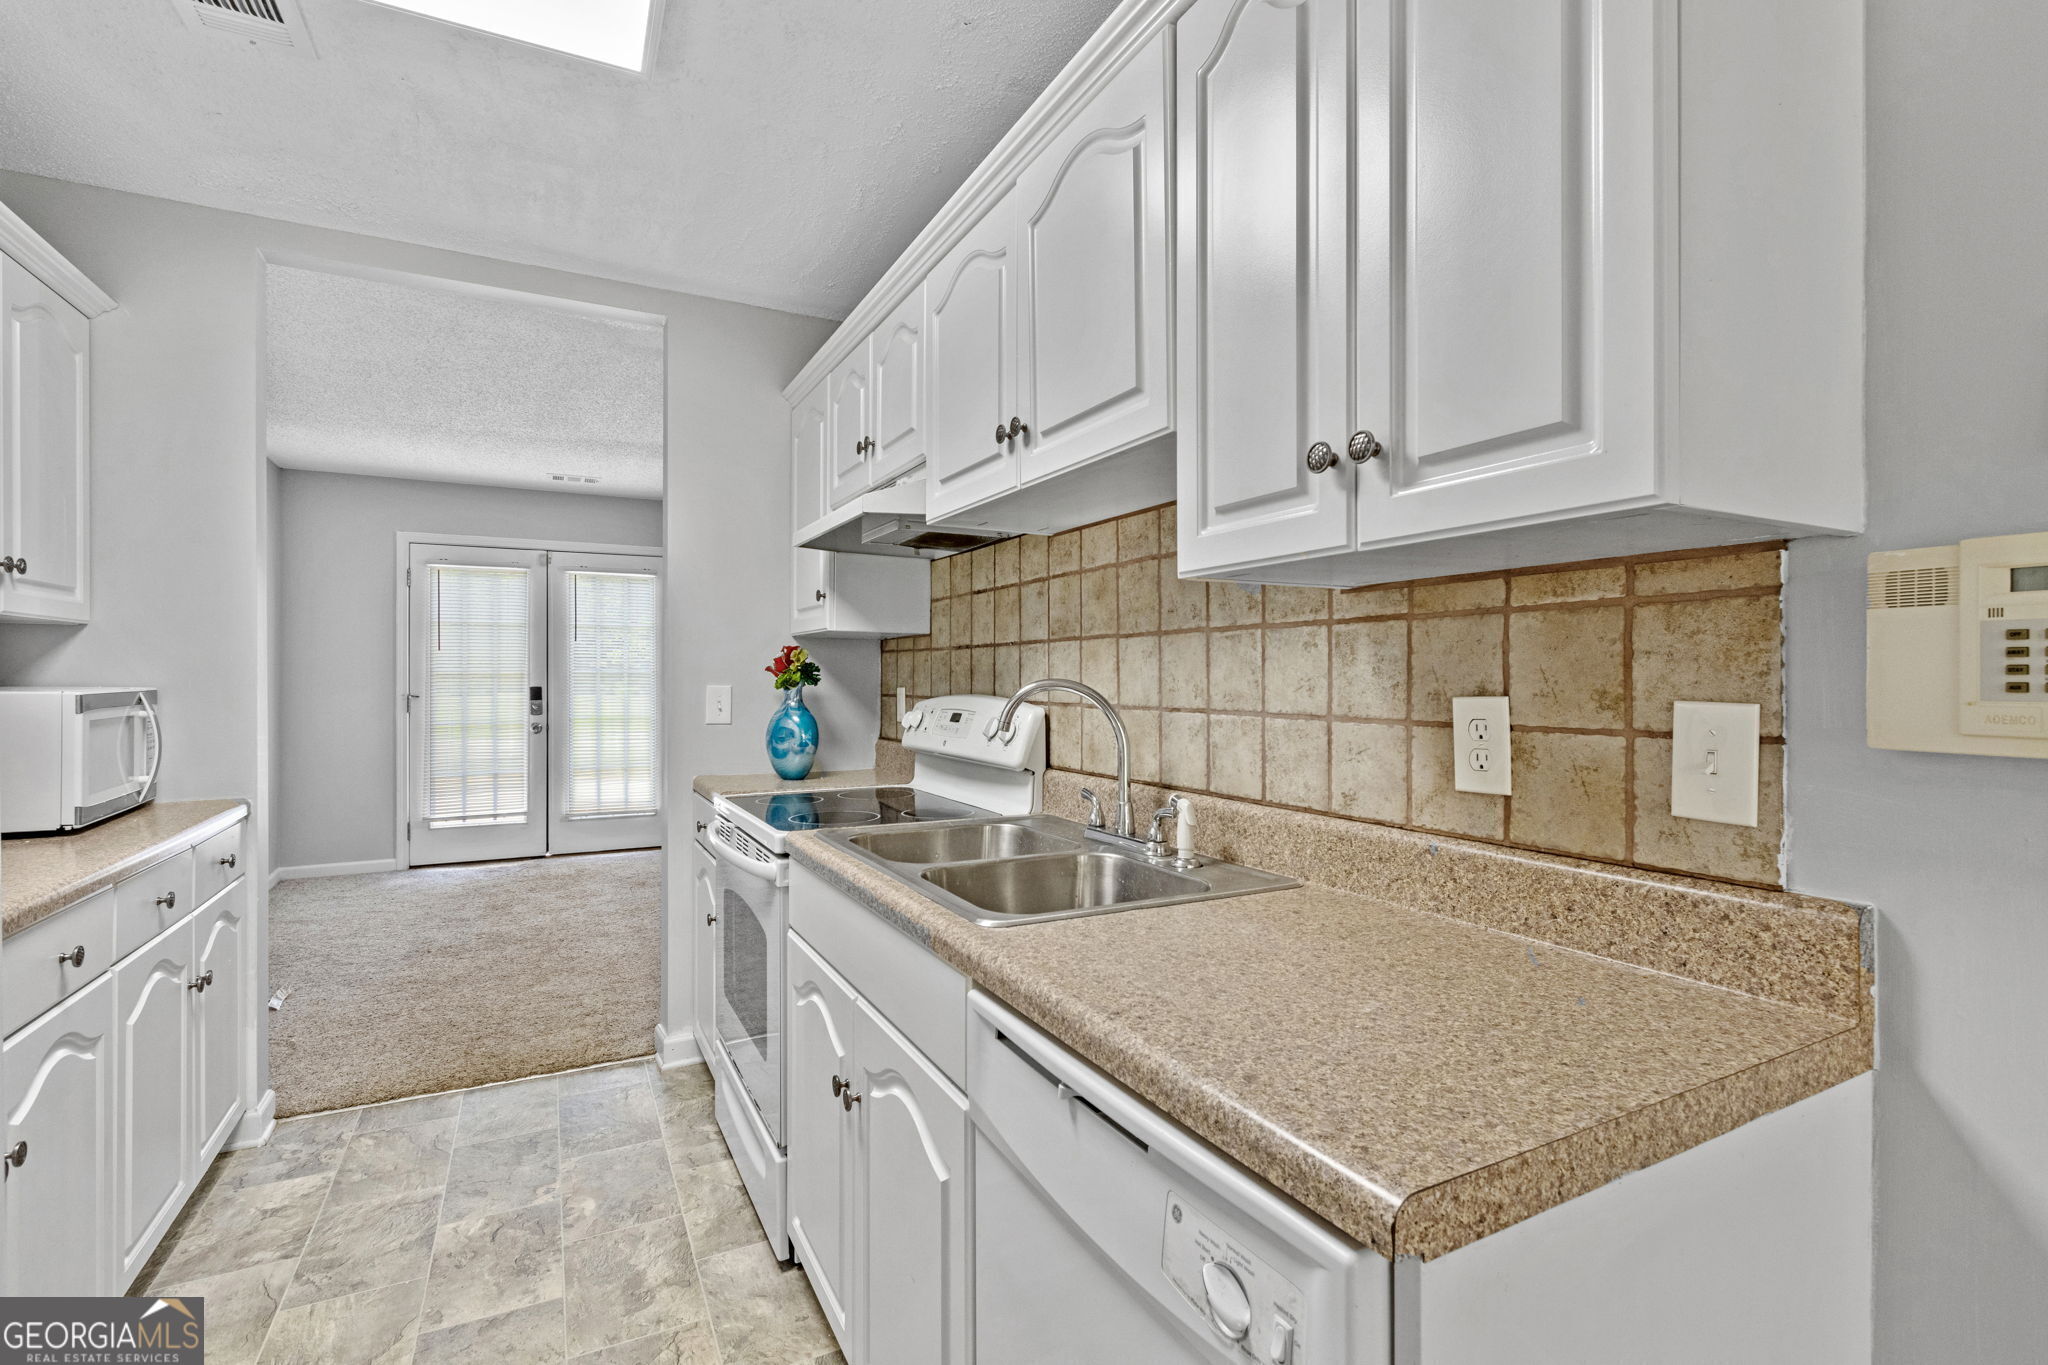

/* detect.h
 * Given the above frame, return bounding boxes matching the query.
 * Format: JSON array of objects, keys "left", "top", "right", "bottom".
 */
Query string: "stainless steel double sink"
[{"left": 821, "top": 814, "right": 1298, "bottom": 927}]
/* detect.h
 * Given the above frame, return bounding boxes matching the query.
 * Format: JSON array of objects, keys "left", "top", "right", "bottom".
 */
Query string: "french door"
[{"left": 406, "top": 542, "right": 661, "bottom": 866}]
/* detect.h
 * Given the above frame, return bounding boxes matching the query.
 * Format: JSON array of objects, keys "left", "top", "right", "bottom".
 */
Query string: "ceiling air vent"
[
  {"left": 173, "top": 0, "right": 317, "bottom": 52},
  {"left": 549, "top": 473, "right": 603, "bottom": 486},
  {"left": 1868, "top": 564, "right": 1956, "bottom": 610}
]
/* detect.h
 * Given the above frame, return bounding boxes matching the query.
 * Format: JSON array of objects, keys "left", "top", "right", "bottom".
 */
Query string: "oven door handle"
[{"left": 707, "top": 826, "right": 786, "bottom": 885}]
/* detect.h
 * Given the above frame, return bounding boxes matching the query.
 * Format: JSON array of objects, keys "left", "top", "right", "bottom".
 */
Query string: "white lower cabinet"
[
  {"left": 0, "top": 974, "right": 116, "bottom": 1296},
  {"left": 0, "top": 817, "right": 252, "bottom": 1296},
  {"left": 787, "top": 930, "right": 969, "bottom": 1365}
]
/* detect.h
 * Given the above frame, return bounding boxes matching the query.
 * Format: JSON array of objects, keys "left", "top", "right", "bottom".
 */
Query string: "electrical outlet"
[
  {"left": 1452, "top": 697, "right": 1513, "bottom": 795},
  {"left": 1671, "top": 701, "right": 1760, "bottom": 825},
  {"left": 705, "top": 685, "right": 732, "bottom": 725}
]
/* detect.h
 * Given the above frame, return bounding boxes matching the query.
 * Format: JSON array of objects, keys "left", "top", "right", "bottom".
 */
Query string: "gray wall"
[
  {"left": 273, "top": 469, "right": 661, "bottom": 870},
  {"left": 1786, "top": 3, "right": 2048, "bottom": 1359}
]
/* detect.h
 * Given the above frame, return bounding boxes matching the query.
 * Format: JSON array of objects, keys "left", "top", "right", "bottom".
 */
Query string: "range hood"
[{"left": 795, "top": 477, "right": 1006, "bottom": 558}]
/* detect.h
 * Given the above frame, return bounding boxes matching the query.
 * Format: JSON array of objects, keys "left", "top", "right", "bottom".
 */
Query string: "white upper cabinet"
[
  {"left": 792, "top": 378, "right": 830, "bottom": 532},
  {"left": 826, "top": 344, "right": 875, "bottom": 511},
  {"left": 1174, "top": 0, "right": 1354, "bottom": 572},
  {"left": 1014, "top": 31, "right": 1173, "bottom": 487},
  {"left": 924, "top": 193, "right": 1020, "bottom": 522},
  {"left": 0, "top": 252, "right": 93, "bottom": 623},
  {"left": 868, "top": 286, "right": 929, "bottom": 491}
]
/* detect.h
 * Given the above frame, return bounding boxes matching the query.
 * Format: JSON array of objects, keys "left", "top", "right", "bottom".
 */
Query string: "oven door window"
[{"left": 712, "top": 859, "right": 785, "bottom": 1146}]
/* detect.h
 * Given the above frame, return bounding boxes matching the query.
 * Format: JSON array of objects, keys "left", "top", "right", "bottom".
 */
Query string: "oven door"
[
  {"left": 707, "top": 824, "right": 789, "bottom": 1148},
  {"left": 68, "top": 689, "right": 161, "bottom": 827}
]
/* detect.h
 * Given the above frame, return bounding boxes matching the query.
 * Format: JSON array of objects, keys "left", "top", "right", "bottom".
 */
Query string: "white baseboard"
[
  {"left": 655, "top": 1023, "right": 704, "bottom": 1070},
  {"left": 226, "top": 1089, "right": 277, "bottom": 1149},
  {"left": 275, "top": 858, "right": 401, "bottom": 881}
]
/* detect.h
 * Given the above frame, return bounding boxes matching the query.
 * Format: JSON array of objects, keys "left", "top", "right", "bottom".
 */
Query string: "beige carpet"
[{"left": 269, "top": 850, "right": 660, "bottom": 1116}]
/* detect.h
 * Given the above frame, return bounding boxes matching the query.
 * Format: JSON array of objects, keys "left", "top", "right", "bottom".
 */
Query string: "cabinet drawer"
[
  {"left": 193, "top": 821, "right": 247, "bottom": 906},
  {"left": 3, "top": 887, "right": 116, "bottom": 1037},
  {"left": 114, "top": 849, "right": 195, "bottom": 960}
]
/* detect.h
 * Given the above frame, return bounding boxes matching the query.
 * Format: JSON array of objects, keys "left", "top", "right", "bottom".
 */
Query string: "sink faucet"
[{"left": 994, "top": 679, "right": 1133, "bottom": 838}]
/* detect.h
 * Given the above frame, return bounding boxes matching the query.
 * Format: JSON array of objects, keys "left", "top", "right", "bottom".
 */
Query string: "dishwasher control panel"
[{"left": 1162, "top": 1189, "right": 1307, "bottom": 1362}]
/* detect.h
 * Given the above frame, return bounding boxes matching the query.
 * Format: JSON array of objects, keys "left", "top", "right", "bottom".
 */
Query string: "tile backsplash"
[{"left": 880, "top": 505, "right": 1787, "bottom": 888}]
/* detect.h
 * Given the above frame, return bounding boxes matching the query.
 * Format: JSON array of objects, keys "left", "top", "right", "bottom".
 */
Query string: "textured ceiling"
[
  {"left": 265, "top": 263, "right": 666, "bottom": 496},
  {"left": 0, "top": 0, "right": 1122, "bottom": 318}
]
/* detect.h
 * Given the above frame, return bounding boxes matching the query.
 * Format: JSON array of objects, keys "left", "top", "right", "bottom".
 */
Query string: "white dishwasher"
[{"left": 969, "top": 991, "right": 1391, "bottom": 1365}]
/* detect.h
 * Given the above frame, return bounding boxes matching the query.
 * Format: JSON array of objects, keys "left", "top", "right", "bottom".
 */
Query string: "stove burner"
[{"left": 729, "top": 785, "right": 993, "bottom": 836}]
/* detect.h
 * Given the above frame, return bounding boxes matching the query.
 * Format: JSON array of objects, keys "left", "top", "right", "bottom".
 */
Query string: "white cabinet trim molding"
[{"left": 0, "top": 200, "right": 116, "bottom": 319}]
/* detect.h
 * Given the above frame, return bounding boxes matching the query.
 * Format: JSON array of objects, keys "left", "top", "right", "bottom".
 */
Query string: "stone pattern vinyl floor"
[{"left": 135, "top": 1060, "right": 842, "bottom": 1365}]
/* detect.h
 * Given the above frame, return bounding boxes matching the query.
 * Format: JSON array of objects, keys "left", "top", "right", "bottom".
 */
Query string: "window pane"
[
  {"left": 425, "top": 564, "right": 531, "bottom": 827},
  {"left": 564, "top": 570, "right": 660, "bottom": 819}
]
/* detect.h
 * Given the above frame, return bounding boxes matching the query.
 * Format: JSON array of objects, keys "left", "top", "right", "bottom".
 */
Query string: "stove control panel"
[{"left": 902, "top": 694, "right": 1046, "bottom": 772}]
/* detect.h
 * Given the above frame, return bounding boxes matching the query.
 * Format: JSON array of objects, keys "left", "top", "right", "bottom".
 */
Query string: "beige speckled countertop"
[
  {"left": 783, "top": 795, "right": 1872, "bottom": 1261},
  {"left": 3, "top": 799, "right": 250, "bottom": 937}
]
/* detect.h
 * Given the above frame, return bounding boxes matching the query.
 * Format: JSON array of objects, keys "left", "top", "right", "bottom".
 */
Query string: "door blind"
[
  {"left": 424, "top": 564, "right": 532, "bottom": 827},
  {"left": 564, "top": 570, "right": 659, "bottom": 819}
]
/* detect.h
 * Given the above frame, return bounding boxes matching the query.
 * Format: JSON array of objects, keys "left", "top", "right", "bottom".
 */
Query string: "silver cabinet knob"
[
  {"left": 187, "top": 970, "right": 215, "bottom": 993},
  {"left": 832, "top": 1074, "right": 848, "bottom": 1098},
  {"left": 996, "top": 423, "right": 1011, "bottom": 445},
  {"left": 155, "top": 891, "right": 177, "bottom": 910},
  {"left": 55, "top": 945, "right": 85, "bottom": 969},
  {"left": 704, "top": 913, "right": 717, "bottom": 926},
  {"left": 0, "top": 556, "right": 17, "bottom": 574},
  {"left": 815, "top": 589, "right": 828, "bottom": 602},
  {"left": 840, "top": 1086, "right": 862, "bottom": 1112},
  {"left": 2, "top": 1140, "right": 25, "bottom": 1176},
  {"left": 1007, "top": 416, "right": 1030, "bottom": 441},
  {"left": 1305, "top": 441, "right": 1337, "bottom": 473},
  {"left": 219, "top": 853, "right": 238, "bottom": 869},
  {"left": 1346, "top": 430, "right": 1385, "bottom": 463}
]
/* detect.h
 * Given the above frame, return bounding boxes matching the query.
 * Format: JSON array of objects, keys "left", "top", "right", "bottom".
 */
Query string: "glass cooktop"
[{"left": 724, "top": 785, "right": 991, "bottom": 833}]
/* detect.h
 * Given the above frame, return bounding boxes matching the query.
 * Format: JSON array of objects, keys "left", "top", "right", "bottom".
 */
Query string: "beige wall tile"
[
  {"left": 1264, "top": 625, "right": 1330, "bottom": 715},
  {"left": 1509, "top": 605, "right": 1626, "bottom": 729},
  {"left": 1160, "top": 561, "right": 1208, "bottom": 630},
  {"left": 1119, "top": 510, "right": 1160, "bottom": 560},
  {"left": 1119, "top": 561, "right": 1161, "bottom": 633},
  {"left": 1413, "top": 577, "right": 1506, "bottom": 613},
  {"left": 1082, "top": 567, "right": 1119, "bottom": 636},
  {"left": 972, "top": 646, "right": 995, "bottom": 695},
  {"left": 1209, "top": 630, "right": 1262, "bottom": 711},
  {"left": 1632, "top": 738, "right": 1784, "bottom": 885},
  {"left": 1332, "top": 721, "right": 1407, "bottom": 823},
  {"left": 1510, "top": 566, "right": 1626, "bottom": 606},
  {"left": 1208, "top": 715, "right": 1264, "bottom": 799},
  {"left": 1051, "top": 709, "right": 1084, "bottom": 769},
  {"left": 950, "top": 596, "right": 971, "bottom": 645},
  {"left": 1410, "top": 728, "right": 1505, "bottom": 840},
  {"left": 972, "top": 591, "right": 995, "bottom": 645},
  {"left": 1048, "top": 574, "right": 1081, "bottom": 638},
  {"left": 1160, "top": 632, "right": 1208, "bottom": 710},
  {"left": 994, "top": 643, "right": 1021, "bottom": 696},
  {"left": 1157, "top": 504, "right": 1177, "bottom": 545},
  {"left": 913, "top": 651, "right": 932, "bottom": 695},
  {"left": 1265, "top": 718, "right": 1330, "bottom": 809},
  {"left": 1119, "top": 635, "right": 1161, "bottom": 708},
  {"left": 1335, "top": 584, "right": 1408, "bottom": 619},
  {"left": 1125, "top": 707, "right": 1161, "bottom": 784},
  {"left": 1633, "top": 595, "right": 1783, "bottom": 735},
  {"left": 1017, "top": 534, "right": 1049, "bottom": 582},
  {"left": 1209, "top": 582, "right": 1263, "bottom": 626},
  {"left": 1082, "top": 708, "right": 1119, "bottom": 775},
  {"left": 1017, "top": 642, "right": 1047, "bottom": 687},
  {"left": 1508, "top": 732, "right": 1628, "bottom": 861},
  {"left": 1082, "top": 636, "right": 1120, "bottom": 702},
  {"left": 1266, "top": 586, "right": 1332, "bottom": 622},
  {"left": 1635, "top": 549, "right": 1781, "bottom": 596},
  {"left": 1411, "top": 615, "right": 1505, "bottom": 721},
  {"left": 993, "top": 537, "right": 1020, "bottom": 586},
  {"left": 1082, "top": 521, "right": 1119, "bottom": 568},
  {"left": 970, "top": 547, "right": 994, "bottom": 592},
  {"left": 1333, "top": 620, "right": 1408, "bottom": 720},
  {"left": 1048, "top": 531, "right": 1081, "bottom": 576},
  {"left": 1048, "top": 638, "right": 1080, "bottom": 681},
  {"left": 931, "top": 555, "right": 954, "bottom": 599},
  {"left": 993, "top": 585, "right": 1019, "bottom": 642},
  {"left": 1161, "top": 711, "right": 1209, "bottom": 789},
  {"left": 1019, "top": 580, "right": 1048, "bottom": 641}
]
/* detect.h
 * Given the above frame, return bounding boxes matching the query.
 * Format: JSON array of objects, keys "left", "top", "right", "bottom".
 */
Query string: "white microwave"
[{"left": 0, "top": 687, "right": 162, "bottom": 835}]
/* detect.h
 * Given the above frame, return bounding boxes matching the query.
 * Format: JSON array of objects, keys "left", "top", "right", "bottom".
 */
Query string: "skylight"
[{"left": 368, "top": 0, "right": 658, "bottom": 72}]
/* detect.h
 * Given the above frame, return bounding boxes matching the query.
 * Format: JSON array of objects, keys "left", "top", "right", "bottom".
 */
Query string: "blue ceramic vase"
[{"left": 766, "top": 685, "right": 820, "bottom": 780}]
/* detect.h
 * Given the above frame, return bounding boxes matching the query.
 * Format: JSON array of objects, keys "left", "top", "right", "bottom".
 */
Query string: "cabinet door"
[
  {"left": 792, "top": 548, "right": 833, "bottom": 634},
  {"left": 193, "top": 882, "right": 247, "bottom": 1165},
  {"left": 924, "top": 193, "right": 1020, "bottom": 520},
  {"left": 0, "top": 253, "right": 91, "bottom": 623},
  {"left": 1015, "top": 30, "right": 1173, "bottom": 484},
  {"left": 788, "top": 935, "right": 858, "bottom": 1345},
  {"left": 853, "top": 993, "right": 970, "bottom": 1365},
  {"left": 1174, "top": 0, "right": 1352, "bottom": 575},
  {"left": 826, "top": 342, "right": 874, "bottom": 510},
  {"left": 1, "top": 974, "right": 115, "bottom": 1296},
  {"left": 791, "top": 379, "right": 830, "bottom": 533},
  {"left": 869, "top": 286, "right": 929, "bottom": 489},
  {"left": 1353, "top": 0, "right": 1659, "bottom": 545},
  {"left": 113, "top": 918, "right": 197, "bottom": 1285}
]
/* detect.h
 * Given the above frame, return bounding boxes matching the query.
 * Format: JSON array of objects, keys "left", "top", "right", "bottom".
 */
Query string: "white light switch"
[
  {"left": 705, "top": 685, "right": 732, "bottom": 725},
  {"left": 1451, "top": 697, "right": 1513, "bottom": 795},
  {"left": 1670, "top": 701, "right": 1761, "bottom": 826}
]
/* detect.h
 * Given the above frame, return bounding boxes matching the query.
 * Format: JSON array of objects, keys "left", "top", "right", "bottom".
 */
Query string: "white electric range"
[{"left": 702, "top": 693, "right": 1048, "bottom": 1257}]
